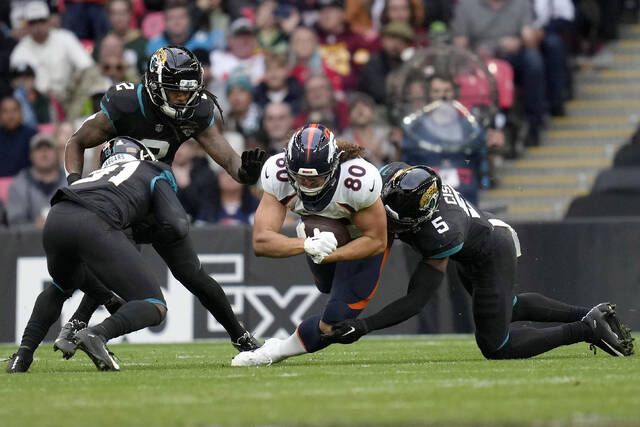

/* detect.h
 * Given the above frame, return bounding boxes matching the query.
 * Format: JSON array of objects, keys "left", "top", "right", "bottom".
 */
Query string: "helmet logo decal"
[
  {"left": 156, "top": 48, "right": 168, "bottom": 65},
  {"left": 419, "top": 181, "right": 439, "bottom": 211}
]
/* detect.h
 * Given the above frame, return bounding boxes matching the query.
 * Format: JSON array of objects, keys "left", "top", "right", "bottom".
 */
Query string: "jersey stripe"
[
  {"left": 136, "top": 84, "right": 147, "bottom": 118},
  {"left": 150, "top": 170, "right": 178, "bottom": 193},
  {"left": 430, "top": 242, "right": 464, "bottom": 259}
]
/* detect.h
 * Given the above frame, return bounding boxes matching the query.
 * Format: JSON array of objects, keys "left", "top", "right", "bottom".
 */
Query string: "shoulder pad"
[
  {"left": 260, "top": 153, "right": 295, "bottom": 202},
  {"left": 336, "top": 158, "right": 382, "bottom": 211}
]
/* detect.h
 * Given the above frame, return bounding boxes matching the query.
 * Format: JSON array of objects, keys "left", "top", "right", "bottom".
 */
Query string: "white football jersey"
[{"left": 261, "top": 152, "right": 382, "bottom": 237}]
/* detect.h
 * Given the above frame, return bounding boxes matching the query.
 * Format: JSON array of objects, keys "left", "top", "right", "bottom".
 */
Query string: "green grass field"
[{"left": 1, "top": 336, "right": 639, "bottom": 427}]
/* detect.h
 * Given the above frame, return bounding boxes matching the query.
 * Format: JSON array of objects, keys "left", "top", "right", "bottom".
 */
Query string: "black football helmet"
[
  {"left": 143, "top": 46, "right": 205, "bottom": 121},
  {"left": 285, "top": 124, "right": 341, "bottom": 212},
  {"left": 100, "top": 136, "right": 156, "bottom": 167},
  {"left": 380, "top": 162, "right": 442, "bottom": 233}
]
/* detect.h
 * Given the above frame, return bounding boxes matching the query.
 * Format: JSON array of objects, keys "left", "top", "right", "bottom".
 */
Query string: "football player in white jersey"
[{"left": 232, "top": 124, "right": 388, "bottom": 366}]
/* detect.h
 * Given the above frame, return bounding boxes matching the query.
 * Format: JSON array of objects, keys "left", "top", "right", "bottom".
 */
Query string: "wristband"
[{"left": 66, "top": 173, "right": 81, "bottom": 185}]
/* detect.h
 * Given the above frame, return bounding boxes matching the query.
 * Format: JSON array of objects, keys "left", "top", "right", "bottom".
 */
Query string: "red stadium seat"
[
  {"left": 0, "top": 177, "right": 14, "bottom": 204},
  {"left": 37, "top": 123, "right": 55, "bottom": 135},
  {"left": 80, "top": 39, "right": 95, "bottom": 55},
  {"left": 485, "top": 59, "right": 514, "bottom": 109},
  {"left": 141, "top": 12, "right": 165, "bottom": 39}
]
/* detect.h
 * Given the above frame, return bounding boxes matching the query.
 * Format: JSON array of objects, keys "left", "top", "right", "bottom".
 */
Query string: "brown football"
[{"left": 301, "top": 215, "right": 352, "bottom": 247}]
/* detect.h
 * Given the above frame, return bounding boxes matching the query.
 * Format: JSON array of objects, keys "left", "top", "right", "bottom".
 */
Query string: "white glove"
[
  {"left": 296, "top": 221, "right": 307, "bottom": 239},
  {"left": 304, "top": 228, "right": 337, "bottom": 264}
]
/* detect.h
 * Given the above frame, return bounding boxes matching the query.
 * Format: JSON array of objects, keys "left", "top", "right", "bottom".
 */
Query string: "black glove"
[
  {"left": 321, "top": 318, "right": 369, "bottom": 344},
  {"left": 237, "top": 148, "right": 267, "bottom": 185},
  {"left": 66, "top": 173, "right": 81, "bottom": 186}
]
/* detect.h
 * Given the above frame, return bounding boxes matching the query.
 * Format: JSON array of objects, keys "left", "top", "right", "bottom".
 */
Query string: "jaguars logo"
[
  {"left": 149, "top": 48, "right": 168, "bottom": 73},
  {"left": 419, "top": 182, "right": 438, "bottom": 211}
]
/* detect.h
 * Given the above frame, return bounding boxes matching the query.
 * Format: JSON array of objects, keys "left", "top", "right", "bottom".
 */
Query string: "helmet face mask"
[
  {"left": 381, "top": 165, "right": 442, "bottom": 233},
  {"left": 144, "top": 46, "right": 205, "bottom": 121},
  {"left": 285, "top": 124, "right": 341, "bottom": 211}
]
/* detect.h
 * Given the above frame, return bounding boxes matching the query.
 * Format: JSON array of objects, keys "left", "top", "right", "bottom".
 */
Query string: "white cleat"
[{"left": 231, "top": 338, "right": 286, "bottom": 367}]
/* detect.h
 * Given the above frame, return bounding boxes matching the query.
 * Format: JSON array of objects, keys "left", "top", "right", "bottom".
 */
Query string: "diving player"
[
  {"left": 7, "top": 137, "right": 186, "bottom": 372},
  {"left": 231, "top": 124, "right": 388, "bottom": 366},
  {"left": 55, "top": 46, "right": 266, "bottom": 354},
  {"left": 323, "top": 162, "right": 634, "bottom": 358}
]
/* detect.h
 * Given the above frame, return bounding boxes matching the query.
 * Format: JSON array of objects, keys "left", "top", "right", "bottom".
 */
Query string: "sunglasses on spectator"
[{"left": 27, "top": 18, "right": 48, "bottom": 25}]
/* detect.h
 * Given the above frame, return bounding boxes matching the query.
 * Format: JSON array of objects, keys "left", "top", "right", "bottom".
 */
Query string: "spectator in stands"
[
  {"left": 10, "top": 63, "right": 53, "bottom": 126},
  {"left": 96, "top": 0, "right": 148, "bottom": 75},
  {"left": 53, "top": 121, "right": 75, "bottom": 165},
  {"left": 358, "top": 21, "right": 414, "bottom": 104},
  {"left": 225, "top": 73, "right": 262, "bottom": 143},
  {"left": 451, "top": 0, "right": 545, "bottom": 146},
  {"left": 533, "top": 0, "right": 574, "bottom": 116},
  {"left": 255, "top": 0, "right": 290, "bottom": 55},
  {"left": 376, "top": 0, "right": 427, "bottom": 45},
  {"left": 289, "top": 25, "right": 343, "bottom": 91},
  {"left": 210, "top": 17, "right": 265, "bottom": 86},
  {"left": 295, "top": 74, "right": 350, "bottom": 132},
  {"left": 62, "top": 0, "right": 110, "bottom": 41},
  {"left": 193, "top": 0, "right": 229, "bottom": 51},
  {"left": 10, "top": 2, "right": 94, "bottom": 109},
  {"left": 315, "top": 0, "right": 380, "bottom": 90},
  {"left": 0, "top": 97, "right": 36, "bottom": 177},
  {"left": 172, "top": 140, "right": 218, "bottom": 221},
  {"left": 0, "top": 30, "right": 16, "bottom": 100},
  {"left": 340, "top": 92, "right": 395, "bottom": 167},
  {"left": 7, "top": 133, "right": 66, "bottom": 228},
  {"left": 260, "top": 102, "right": 295, "bottom": 155},
  {"left": 0, "top": 200, "right": 6, "bottom": 228},
  {"left": 146, "top": 0, "right": 213, "bottom": 56},
  {"left": 98, "top": 35, "right": 138, "bottom": 84},
  {"left": 196, "top": 169, "right": 259, "bottom": 225},
  {"left": 253, "top": 53, "right": 304, "bottom": 112}
]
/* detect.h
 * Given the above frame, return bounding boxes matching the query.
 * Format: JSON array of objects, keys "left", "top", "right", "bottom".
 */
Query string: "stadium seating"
[{"left": 565, "top": 192, "right": 640, "bottom": 217}]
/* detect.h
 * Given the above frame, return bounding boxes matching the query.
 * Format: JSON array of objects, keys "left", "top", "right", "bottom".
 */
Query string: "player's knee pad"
[{"left": 144, "top": 298, "right": 167, "bottom": 324}]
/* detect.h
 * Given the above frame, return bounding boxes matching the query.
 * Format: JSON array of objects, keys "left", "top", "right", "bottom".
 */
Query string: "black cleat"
[
  {"left": 582, "top": 303, "right": 634, "bottom": 357},
  {"left": 232, "top": 331, "right": 261, "bottom": 352},
  {"left": 53, "top": 320, "right": 86, "bottom": 359},
  {"left": 5, "top": 351, "right": 32, "bottom": 373},
  {"left": 73, "top": 328, "right": 120, "bottom": 371}
]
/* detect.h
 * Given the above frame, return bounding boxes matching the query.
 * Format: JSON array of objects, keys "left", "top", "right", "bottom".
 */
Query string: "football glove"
[
  {"left": 238, "top": 148, "right": 267, "bottom": 184},
  {"left": 304, "top": 228, "right": 337, "bottom": 264},
  {"left": 322, "top": 319, "right": 369, "bottom": 344}
]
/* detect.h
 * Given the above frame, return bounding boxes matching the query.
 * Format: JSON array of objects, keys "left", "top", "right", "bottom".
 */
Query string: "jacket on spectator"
[
  {"left": 7, "top": 167, "right": 66, "bottom": 226},
  {"left": 0, "top": 124, "right": 36, "bottom": 177},
  {"left": 253, "top": 77, "right": 304, "bottom": 112}
]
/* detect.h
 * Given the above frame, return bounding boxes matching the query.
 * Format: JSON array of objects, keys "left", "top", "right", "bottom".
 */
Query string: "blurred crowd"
[{"left": 0, "top": 0, "right": 632, "bottom": 228}]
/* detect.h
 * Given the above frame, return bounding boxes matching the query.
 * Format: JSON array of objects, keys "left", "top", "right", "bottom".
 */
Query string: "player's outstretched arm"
[
  {"left": 323, "top": 257, "right": 447, "bottom": 344},
  {"left": 151, "top": 179, "right": 190, "bottom": 244},
  {"left": 253, "top": 192, "right": 305, "bottom": 258},
  {"left": 65, "top": 112, "right": 115, "bottom": 183},
  {"left": 195, "top": 124, "right": 250, "bottom": 181},
  {"left": 322, "top": 198, "right": 387, "bottom": 263}
]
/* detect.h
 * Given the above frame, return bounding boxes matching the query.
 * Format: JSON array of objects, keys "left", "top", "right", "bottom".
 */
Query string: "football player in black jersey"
[
  {"left": 7, "top": 137, "right": 190, "bottom": 372},
  {"left": 324, "top": 162, "right": 634, "bottom": 358},
  {"left": 57, "top": 46, "right": 265, "bottom": 354}
]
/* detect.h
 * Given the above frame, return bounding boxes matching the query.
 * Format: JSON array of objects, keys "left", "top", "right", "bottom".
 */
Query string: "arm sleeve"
[
  {"left": 151, "top": 179, "right": 189, "bottom": 244},
  {"left": 362, "top": 260, "right": 445, "bottom": 332}
]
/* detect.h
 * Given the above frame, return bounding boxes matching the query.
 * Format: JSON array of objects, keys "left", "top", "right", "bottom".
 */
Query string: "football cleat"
[
  {"left": 53, "top": 319, "right": 87, "bottom": 359},
  {"left": 231, "top": 338, "right": 286, "bottom": 367},
  {"left": 4, "top": 351, "right": 32, "bottom": 374},
  {"left": 232, "top": 331, "right": 261, "bottom": 352},
  {"left": 73, "top": 328, "right": 120, "bottom": 371},
  {"left": 582, "top": 303, "right": 634, "bottom": 357}
]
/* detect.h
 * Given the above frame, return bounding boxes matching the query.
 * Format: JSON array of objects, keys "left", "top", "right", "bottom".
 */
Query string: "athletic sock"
[
  {"left": 19, "top": 285, "right": 69, "bottom": 355},
  {"left": 296, "top": 315, "right": 330, "bottom": 353},
  {"left": 512, "top": 293, "right": 590, "bottom": 323},
  {"left": 274, "top": 329, "right": 308, "bottom": 358},
  {"left": 493, "top": 321, "right": 594, "bottom": 359},
  {"left": 70, "top": 294, "right": 101, "bottom": 324},
  {"left": 92, "top": 300, "right": 162, "bottom": 340}
]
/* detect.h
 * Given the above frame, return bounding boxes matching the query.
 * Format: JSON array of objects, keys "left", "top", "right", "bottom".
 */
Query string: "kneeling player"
[
  {"left": 324, "top": 163, "right": 634, "bottom": 358},
  {"left": 6, "top": 137, "right": 187, "bottom": 373},
  {"left": 231, "top": 124, "right": 388, "bottom": 366}
]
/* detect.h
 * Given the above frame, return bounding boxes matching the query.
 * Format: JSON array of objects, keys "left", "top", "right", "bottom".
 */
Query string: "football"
[{"left": 301, "top": 215, "right": 352, "bottom": 247}]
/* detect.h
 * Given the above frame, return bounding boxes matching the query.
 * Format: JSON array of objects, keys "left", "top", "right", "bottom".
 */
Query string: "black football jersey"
[
  {"left": 99, "top": 82, "right": 216, "bottom": 164},
  {"left": 51, "top": 160, "right": 178, "bottom": 229},
  {"left": 398, "top": 184, "right": 494, "bottom": 264}
]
